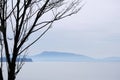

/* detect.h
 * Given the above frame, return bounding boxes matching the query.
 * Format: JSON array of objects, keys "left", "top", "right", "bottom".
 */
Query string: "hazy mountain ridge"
[
  {"left": 31, "top": 51, "right": 94, "bottom": 62},
  {"left": 1, "top": 51, "right": 120, "bottom": 62},
  {"left": 31, "top": 51, "right": 120, "bottom": 62},
  {"left": 33, "top": 51, "right": 91, "bottom": 58},
  {"left": 99, "top": 57, "right": 120, "bottom": 62}
]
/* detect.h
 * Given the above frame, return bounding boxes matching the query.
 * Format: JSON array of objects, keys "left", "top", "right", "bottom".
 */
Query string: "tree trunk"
[
  {"left": 8, "top": 73, "right": 15, "bottom": 80},
  {"left": 8, "top": 64, "right": 16, "bottom": 80},
  {"left": 0, "top": 68, "right": 3, "bottom": 80},
  {"left": 8, "top": 70, "right": 16, "bottom": 80}
]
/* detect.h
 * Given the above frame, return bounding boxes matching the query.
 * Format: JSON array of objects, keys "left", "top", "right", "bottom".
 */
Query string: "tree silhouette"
[{"left": 0, "top": 0, "right": 83, "bottom": 80}]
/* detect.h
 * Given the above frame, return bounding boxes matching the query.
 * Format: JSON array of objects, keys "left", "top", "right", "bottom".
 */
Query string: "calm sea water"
[{"left": 16, "top": 62, "right": 120, "bottom": 80}]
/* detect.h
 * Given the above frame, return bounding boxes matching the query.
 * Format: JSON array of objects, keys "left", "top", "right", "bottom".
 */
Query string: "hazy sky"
[{"left": 29, "top": 0, "right": 120, "bottom": 58}]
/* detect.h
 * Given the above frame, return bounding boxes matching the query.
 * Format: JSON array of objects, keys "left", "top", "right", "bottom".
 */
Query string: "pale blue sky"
[{"left": 29, "top": 0, "right": 120, "bottom": 58}]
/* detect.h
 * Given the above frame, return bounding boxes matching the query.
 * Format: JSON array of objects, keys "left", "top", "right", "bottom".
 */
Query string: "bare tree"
[{"left": 0, "top": 0, "right": 83, "bottom": 80}]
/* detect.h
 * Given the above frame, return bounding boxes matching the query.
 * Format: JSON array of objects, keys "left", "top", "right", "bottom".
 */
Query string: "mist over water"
[{"left": 16, "top": 62, "right": 120, "bottom": 80}]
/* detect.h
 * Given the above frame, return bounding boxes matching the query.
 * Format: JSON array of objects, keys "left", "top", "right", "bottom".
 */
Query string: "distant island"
[
  {"left": 30, "top": 51, "right": 120, "bottom": 62},
  {"left": 0, "top": 57, "right": 32, "bottom": 62}
]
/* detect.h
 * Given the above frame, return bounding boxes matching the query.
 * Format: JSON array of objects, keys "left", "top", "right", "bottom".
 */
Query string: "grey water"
[{"left": 16, "top": 62, "right": 120, "bottom": 80}]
